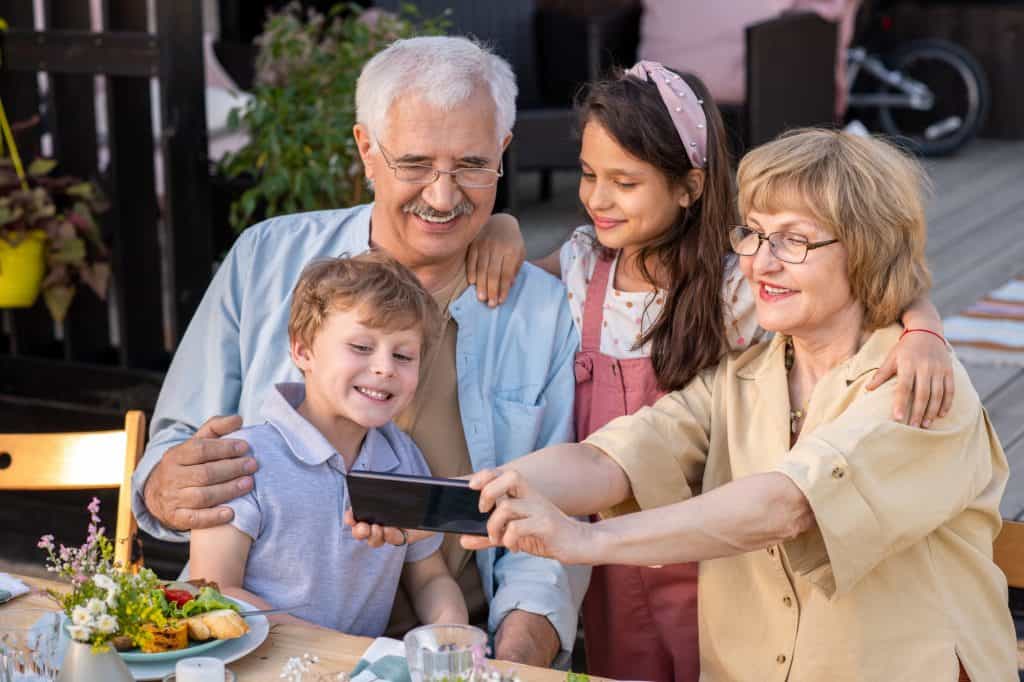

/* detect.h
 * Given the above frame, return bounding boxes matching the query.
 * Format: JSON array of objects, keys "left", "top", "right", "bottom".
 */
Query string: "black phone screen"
[{"left": 346, "top": 471, "right": 490, "bottom": 536}]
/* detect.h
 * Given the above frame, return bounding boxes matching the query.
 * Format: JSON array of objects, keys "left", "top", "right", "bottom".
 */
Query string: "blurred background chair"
[
  {"left": 741, "top": 11, "right": 839, "bottom": 150},
  {"left": 0, "top": 411, "right": 146, "bottom": 568}
]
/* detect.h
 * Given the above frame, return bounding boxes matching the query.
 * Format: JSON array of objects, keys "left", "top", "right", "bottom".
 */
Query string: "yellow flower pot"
[{"left": 0, "top": 230, "right": 46, "bottom": 308}]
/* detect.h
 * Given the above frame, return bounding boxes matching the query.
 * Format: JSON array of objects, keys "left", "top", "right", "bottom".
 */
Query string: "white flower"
[
  {"left": 106, "top": 591, "right": 119, "bottom": 609},
  {"left": 280, "top": 653, "right": 320, "bottom": 681},
  {"left": 67, "top": 624, "right": 92, "bottom": 642},
  {"left": 86, "top": 598, "right": 106, "bottom": 616},
  {"left": 95, "top": 614, "right": 119, "bottom": 634},
  {"left": 92, "top": 574, "right": 116, "bottom": 592},
  {"left": 71, "top": 606, "right": 92, "bottom": 626}
]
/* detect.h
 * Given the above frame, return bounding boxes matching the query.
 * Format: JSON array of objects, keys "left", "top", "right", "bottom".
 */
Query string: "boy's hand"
[
  {"left": 466, "top": 213, "right": 526, "bottom": 308},
  {"left": 143, "top": 415, "right": 257, "bottom": 531},
  {"left": 343, "top": 509, "right": 434, "bottom": 547}
]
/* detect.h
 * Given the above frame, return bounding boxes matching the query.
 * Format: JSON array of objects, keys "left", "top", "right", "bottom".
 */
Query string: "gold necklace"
[{"left": 785, "top": 339, "right": 809, "bottom": 436}]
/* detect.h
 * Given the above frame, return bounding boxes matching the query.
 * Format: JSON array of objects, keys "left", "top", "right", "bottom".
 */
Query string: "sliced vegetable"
[{"left": 161, "top": 586, "right": 194, "bottom": 607}]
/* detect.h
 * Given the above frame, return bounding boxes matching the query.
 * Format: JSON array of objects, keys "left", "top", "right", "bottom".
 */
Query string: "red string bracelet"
[{"left": 900, "top": 327, "right": 949, "bottom": 348}]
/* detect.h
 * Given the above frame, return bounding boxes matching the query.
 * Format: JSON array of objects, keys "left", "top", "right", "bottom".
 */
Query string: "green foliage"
[
  {"left": 219, "top": 2, "right": 450, "bottom": 234},
  {"left": 0, "top": 157, "right": 111, "bottom": 322}
]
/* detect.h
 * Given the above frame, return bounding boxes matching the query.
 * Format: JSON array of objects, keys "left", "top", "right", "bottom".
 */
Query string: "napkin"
[
  {"left": 0, "top": 573, "right": 31, "bottom": 604},
  {"left": 349, "top": 637, "right": 411, "bottom": 682}
]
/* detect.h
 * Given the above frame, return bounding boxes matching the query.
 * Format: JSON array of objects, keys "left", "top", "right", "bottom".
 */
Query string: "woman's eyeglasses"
[{"left": 729, "top": 225, "right": 839, "bottom": 264}]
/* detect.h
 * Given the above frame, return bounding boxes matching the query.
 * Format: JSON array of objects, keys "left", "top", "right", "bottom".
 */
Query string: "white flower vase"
[{"left": 56, "top": 639, "right": 134, "bottom": 682}]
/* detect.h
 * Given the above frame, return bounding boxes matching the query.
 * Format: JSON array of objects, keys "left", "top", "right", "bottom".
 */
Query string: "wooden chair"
[
  {"left": 0, "top": 411, "right": 147, "bottom": 568},
  {"left": 995, "top": 519, "right": 1024, "bottom": 589}
]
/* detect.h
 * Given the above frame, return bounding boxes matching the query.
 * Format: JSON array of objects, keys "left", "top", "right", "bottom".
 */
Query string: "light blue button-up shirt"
[{"left": 131, "top": 204, "right": 589, "bottom": 652}]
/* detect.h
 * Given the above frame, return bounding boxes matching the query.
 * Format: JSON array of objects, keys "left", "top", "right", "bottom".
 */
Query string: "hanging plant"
[{"left": 0, "top": 157, "right": 112, "bottom": 322}]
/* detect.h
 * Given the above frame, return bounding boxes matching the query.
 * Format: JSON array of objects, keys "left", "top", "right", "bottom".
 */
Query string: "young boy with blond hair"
[{"left": 190, "top": 252, "right": 467, "bottom": 635}]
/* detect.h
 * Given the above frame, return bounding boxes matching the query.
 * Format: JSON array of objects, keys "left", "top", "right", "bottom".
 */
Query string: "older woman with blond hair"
[{"left": 463, "top": 129, "right": 1018, "bottom": 681}]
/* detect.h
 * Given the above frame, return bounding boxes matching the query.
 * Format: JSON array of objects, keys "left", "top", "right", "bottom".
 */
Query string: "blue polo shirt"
[{"left": 223, "top": 382, "right": 443, "bottom": 636}]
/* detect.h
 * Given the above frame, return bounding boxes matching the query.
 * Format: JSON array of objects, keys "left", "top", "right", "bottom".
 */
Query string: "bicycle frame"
[{"left": 846, "top": 47, "right": 934, "bottom": 110}]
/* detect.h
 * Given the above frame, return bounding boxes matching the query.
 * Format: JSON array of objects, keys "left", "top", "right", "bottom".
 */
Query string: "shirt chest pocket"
[{"left": 493, "top": 394, "right": 547, "bottom": 460}]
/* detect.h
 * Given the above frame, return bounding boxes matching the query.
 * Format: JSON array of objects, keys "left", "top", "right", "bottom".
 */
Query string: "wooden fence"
[{"left": 0, "top": 0, "right": 213, "bottom": 432}]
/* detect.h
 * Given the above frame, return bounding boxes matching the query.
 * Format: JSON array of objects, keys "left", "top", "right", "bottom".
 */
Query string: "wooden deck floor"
[
  {"left": 923, "top": 140, "right": 1024, "bottom": 520},
  {"left": 518, "top": 138, "right": 1024, "bottom": 519}
]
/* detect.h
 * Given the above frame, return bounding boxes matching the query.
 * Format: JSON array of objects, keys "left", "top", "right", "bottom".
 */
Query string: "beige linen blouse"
[{"left": 585, "top": 324, "right": 1018, "bottom": 681}]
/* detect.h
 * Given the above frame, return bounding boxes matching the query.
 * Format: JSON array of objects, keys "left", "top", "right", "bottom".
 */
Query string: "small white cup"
[{"left": 160, "top": 656, "right": 236, "bottom": 682}]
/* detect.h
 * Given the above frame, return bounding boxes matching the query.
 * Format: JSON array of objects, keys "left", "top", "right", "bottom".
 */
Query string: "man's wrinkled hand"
[{"left": 143, "top": 415, "right": 256, "bottom": 531}]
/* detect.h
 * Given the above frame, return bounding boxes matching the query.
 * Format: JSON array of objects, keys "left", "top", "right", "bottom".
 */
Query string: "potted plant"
[
  {"left": 0, "top": 156, "right": 111, "bottom": 322},
  {"left": 218, "top": 2, "right": 449, "bottom": 235}
]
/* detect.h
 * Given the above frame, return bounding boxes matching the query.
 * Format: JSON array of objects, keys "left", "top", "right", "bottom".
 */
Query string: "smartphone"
[{"left": 346, "top": 471, "right": 491, "bottom": 536}]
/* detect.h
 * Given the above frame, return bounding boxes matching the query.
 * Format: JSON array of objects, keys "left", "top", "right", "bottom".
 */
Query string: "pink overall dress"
[{"left": 574, "top": 255, "right": 700, "bottom": 682}]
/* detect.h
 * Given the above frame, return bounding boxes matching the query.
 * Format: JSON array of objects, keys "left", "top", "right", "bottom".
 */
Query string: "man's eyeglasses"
[
  {"left": 729, "top": 225, "right": 839, "bottom": 265},
  {"left": 377, "top": 140, "right": 503, "bottom": 189}
]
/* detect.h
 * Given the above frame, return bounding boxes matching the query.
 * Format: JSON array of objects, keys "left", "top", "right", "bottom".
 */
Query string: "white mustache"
[{"left": 402, "top": 200, "right": 474, "bottom": 222}]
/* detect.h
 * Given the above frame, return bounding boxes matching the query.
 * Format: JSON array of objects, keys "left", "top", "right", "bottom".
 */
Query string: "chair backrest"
[
  {"left": 745, "top": 11, "right": 838, "bottom": 148},
  {"left": 995, "top": 519, "right": 1024, "bottom": 589},
  {"left": 0, "top": 411, "right": 146, "bottom": 569}
]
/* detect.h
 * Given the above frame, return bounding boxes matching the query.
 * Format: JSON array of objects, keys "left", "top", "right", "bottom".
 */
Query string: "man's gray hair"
[{"left": 356, "top": 35, "right": 517, "bottom": 148}]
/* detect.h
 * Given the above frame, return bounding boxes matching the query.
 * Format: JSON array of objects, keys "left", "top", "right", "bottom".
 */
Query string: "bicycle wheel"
[{"left": 876, "top": 39, "right": 989, "bottom": 156}]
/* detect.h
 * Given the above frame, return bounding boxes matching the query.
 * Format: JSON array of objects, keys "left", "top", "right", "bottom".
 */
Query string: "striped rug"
[{"left": 944, "top": 276, "right": 1024, "bottom": 366}]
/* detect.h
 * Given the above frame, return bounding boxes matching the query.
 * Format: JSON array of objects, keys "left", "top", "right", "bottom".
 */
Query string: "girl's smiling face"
[{"left": 578, "top": 121, "right": 695, "bottom": 256}]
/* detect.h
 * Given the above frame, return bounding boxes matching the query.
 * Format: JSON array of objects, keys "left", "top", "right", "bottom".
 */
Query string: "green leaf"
[
  {"left": 50, "top": 236, "right": 87, "bottom": 265},
  {"left": 42, "top": 284, "right": 74, "bottom": 323},
  {"left": 65, "top": 182, "right": 95, "bottom": 199},
  {"left": 0, "top": 204, "right": 23, "bottom": 226},
  {"left": 80, "top": 262, "right": 111, "bottom": 299},
  {"left": 27, "top": 158, "right": 58, "bottom": 177}
]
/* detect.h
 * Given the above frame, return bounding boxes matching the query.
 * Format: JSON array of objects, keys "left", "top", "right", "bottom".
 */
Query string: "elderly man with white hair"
[{"left": 130, "top": 36, "right": 586, "bottom": 665}]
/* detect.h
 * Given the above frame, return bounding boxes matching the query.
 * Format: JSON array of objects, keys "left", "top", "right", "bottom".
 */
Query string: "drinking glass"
[
  {"left": 0, "top": 618, "right": 62, "bottom": 682},
  {"left": 403, "top": 624, "right": 487, "bottom": 682}
]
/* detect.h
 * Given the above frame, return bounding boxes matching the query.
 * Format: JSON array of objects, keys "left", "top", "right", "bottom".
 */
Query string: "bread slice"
[
  {"left": 190, "top": 609, "right": 249, "bottom": 640},
  {"left": 183, "top": 615, "right": 212, "bottom": 641}
]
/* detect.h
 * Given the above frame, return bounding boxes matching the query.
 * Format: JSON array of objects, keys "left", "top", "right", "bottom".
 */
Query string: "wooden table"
[{"left": 0, "top": 574, "right": 575, "bottom": 682}]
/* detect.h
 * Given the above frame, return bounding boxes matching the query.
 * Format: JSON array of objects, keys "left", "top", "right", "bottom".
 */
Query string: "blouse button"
[
  {"left": 782, "top": 595, "right": 792, "bottom": 607},
  {"left": 776, "top": 654, "right": 787, "bottom": 664},
  {"left": 831, "top": 467, "right": 845, "bottom": 480}
]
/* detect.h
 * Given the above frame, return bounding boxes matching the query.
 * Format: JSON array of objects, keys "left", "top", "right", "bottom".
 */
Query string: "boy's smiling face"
[{"left": 291, "top": 305, "right": 423, "bottom": 430}]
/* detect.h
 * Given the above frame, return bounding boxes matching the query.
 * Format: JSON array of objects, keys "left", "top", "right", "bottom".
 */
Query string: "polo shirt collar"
[{"left": 262, "top": 382, "right": 401, "bottom": 471}]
